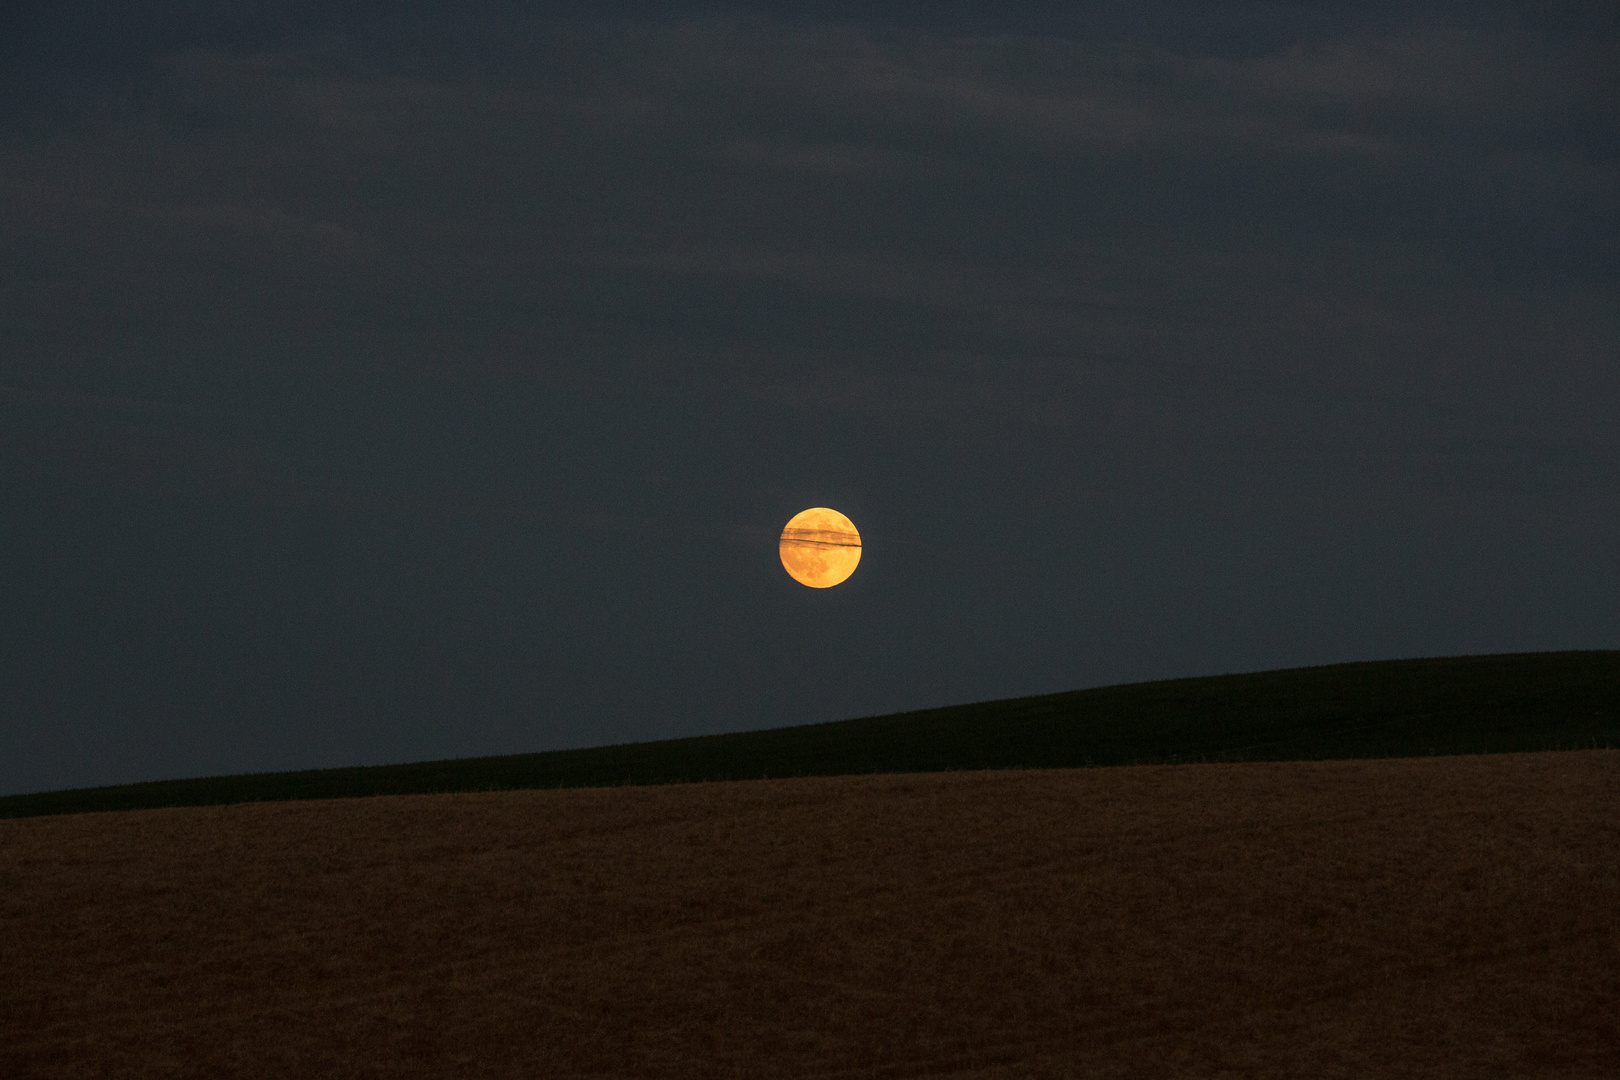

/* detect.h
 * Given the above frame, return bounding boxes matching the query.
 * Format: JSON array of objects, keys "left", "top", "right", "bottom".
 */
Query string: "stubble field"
[{"left": 3, "top": 750, "right": 1617, "bottom": 1078}]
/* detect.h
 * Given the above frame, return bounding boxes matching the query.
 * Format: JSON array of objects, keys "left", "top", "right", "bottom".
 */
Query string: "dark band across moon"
[{"left": 780, "top": 528, "right": 861, "bottom": 548}]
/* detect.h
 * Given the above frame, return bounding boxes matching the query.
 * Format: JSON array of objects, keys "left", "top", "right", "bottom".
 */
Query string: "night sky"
[{"left": 2, "top": 2, "right": 1616, "bottom": 797}]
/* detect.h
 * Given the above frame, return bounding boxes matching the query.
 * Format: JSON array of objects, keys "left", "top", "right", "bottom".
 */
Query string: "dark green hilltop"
[{"left": 4, "top": 650, "right": 1617, "bottom": 819}]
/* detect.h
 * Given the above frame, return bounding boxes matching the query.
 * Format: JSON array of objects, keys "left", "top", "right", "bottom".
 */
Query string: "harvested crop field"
[{"left": 3, "top": 751, "right": 1617, "bottom": 1079}]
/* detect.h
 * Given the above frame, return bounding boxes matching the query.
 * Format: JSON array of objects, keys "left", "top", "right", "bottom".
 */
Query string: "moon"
[{"left": 779, "top": 507, "right": 861, "bottom": 588}]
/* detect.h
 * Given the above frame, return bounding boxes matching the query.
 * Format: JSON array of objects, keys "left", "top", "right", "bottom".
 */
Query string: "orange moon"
[{"left": 779, "top": 507, "right": 861, "bottom": 588}]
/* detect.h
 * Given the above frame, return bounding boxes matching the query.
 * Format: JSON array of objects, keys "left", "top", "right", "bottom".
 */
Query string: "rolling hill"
[{"left": 4, "top": 649, "right": 1616, "bottom": 819}]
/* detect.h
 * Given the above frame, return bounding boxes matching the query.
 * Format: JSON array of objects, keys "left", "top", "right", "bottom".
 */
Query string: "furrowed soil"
[{"left": 2, "top": 752, "right": 1616, "bottom": 1079}]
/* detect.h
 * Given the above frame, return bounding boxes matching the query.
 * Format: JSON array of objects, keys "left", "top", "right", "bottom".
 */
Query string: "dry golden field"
[{"left": 2, "top": 751, "right": 1617, "bottom": 1079}]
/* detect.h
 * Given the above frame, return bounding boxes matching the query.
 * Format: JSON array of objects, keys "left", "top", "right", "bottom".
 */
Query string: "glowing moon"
[{"left": 779, "top": 507, "right": 861, "bottom": 588}]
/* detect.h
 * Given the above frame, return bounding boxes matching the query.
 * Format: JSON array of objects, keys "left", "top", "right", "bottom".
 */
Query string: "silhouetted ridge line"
[{"left": 3, "top": 650, "right": 1616, "bottom": 819}]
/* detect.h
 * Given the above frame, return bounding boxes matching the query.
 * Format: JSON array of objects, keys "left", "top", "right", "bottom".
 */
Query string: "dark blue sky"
[{"left": 2, "top": 2, "right": 1616, "bottom": 795}]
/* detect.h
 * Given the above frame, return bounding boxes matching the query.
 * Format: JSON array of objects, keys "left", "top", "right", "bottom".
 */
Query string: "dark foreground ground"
[{"left": 3, "top": 750, "right": 1617, "bottom": 1078}]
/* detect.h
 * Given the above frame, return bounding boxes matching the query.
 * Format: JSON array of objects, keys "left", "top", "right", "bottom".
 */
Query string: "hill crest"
[{"left": 4, "top": 649, "right": 1616, "bottom": 819}]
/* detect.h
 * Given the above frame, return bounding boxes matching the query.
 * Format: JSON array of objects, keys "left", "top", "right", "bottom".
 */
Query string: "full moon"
[{"left": 779, "top": 507, "right": 861, "bottom": 588}]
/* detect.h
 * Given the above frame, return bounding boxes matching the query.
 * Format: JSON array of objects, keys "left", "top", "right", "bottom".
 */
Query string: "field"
[
  {"left": 3, "top": 750, "right": 1616, "bottom": 1078},
  {"left": 4, "top": 650, "right": 1618, "bottom": 817}
]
